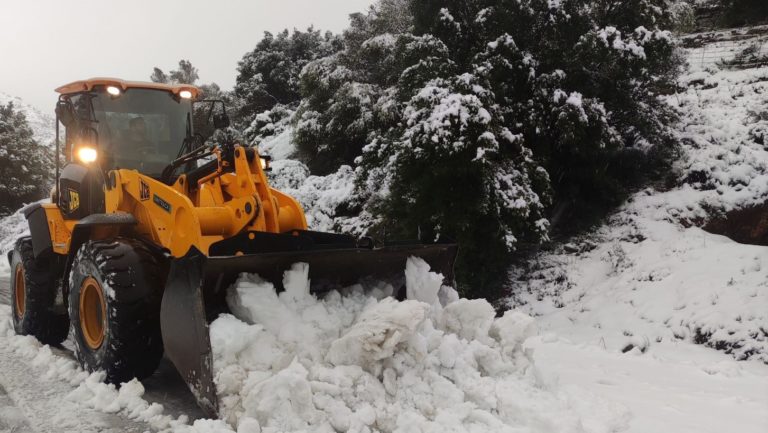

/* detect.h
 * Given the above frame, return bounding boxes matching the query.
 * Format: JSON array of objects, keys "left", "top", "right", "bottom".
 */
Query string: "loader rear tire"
[
  {"left": 9, "top": 237, "right": 69, "bottom": 345},
  {"left": 68, "top": 238, "right": 167, "bottom": 384}
]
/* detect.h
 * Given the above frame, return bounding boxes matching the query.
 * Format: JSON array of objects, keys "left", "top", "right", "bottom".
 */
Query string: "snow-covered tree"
[
  {"left": 358, "top": 74, "right": 551, "bottom": 296},
  {"left": 234, "top": 28, "right": 342, "bottom": 125},
  {"left": 294, "top": 32, "right": 454, "bottom": 173},
  {"left": 409, "top": 0, "right": 682, "bottom": 227},
  {"left": 0, "top": 103, "right": 52, "bottom": 216}
]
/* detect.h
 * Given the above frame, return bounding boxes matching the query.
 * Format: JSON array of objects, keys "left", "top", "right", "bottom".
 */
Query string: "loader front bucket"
[{"left": 160, "top": 230, "right": 457, "bottom": 418}]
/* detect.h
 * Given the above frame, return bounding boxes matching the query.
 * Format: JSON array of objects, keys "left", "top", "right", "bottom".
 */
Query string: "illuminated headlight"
[
  {"left": 77, "top": 147, "right": 98, "bottom": 164},
  {"left": 179, "top": 90, "right": 193, "bottom": 99},
  {"left": 106, "top": 86, "right": 121, "bottom": 96},
  {"left": 260, "top": 157, "right": 269, "bottom": 170}
]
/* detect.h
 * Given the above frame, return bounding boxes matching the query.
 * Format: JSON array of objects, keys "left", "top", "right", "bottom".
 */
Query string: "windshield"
[{"left": 89, "top": 88, "right": 192, "bottom": 178}]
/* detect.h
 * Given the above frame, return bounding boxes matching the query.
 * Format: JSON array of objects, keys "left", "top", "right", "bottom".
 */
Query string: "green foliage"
[
  {"left": 409, "top": 0, "right": 682, "bottom": 233},
  {"left": 294, "top": 32, "right": 455, "bottom": 174},
  {"left": 0, "top": 103, "right": 51, "bottom": 216},
  {"left": 359, "top": 74, "right": 551, "bottom": 297},
  {"left": 235, "top": 28, "right": 342, "bottom": 125}
]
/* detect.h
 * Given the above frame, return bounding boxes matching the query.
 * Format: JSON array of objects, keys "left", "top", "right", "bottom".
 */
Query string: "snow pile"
[
  {"left": 209, "top": 257, "right": 626, "bottom": 433},
  {"left": 0, "top": 203, "right": 36, "bottom": 276}
]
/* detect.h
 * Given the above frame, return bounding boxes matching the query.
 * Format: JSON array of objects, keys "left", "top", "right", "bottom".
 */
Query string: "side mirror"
[{"left": 56, "top": 100, "right": 76, "bottom": 127}]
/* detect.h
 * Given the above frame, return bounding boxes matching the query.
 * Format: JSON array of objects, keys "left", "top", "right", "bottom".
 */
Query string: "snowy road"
[
  {"left": 0, "top": 277, "right": 8, "bottom": 305},
  {"left": 0, "top": 277, "right": 207, "bottom": 432}
]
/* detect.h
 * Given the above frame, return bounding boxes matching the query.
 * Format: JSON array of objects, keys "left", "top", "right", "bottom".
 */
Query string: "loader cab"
[
  {"left": 61, "top": 87, "right": 195, "bottom": 178},
  {"left": 54, "top": 78, "right": 200, "bottom": 219}
]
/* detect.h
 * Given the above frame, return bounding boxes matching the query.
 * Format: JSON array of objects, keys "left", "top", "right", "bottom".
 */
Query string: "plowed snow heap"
[{"left": 210, "top": 257, "right": 586, "bottom": 433}]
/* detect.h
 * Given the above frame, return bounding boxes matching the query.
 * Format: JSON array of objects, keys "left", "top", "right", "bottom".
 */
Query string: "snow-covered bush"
[
  {"left": 288, "top": 0, "right": 683, "bottom": 298},
  {"left": 358, "top": 73, "right": 551, "bottom": 298},
  {"left": 242, "top": 104, "right": 295, "bottom": 148}
]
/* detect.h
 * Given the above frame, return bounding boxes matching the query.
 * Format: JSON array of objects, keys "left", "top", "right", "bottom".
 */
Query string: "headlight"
[
  {"left": 179, "top": 90, "right": 193, "bottom": 99},
  {"left": 106, "top": 86, "right": 121, "bottom": 96},
  {"left": 77, "top": 147, "right": 98, "bottom": 164}
]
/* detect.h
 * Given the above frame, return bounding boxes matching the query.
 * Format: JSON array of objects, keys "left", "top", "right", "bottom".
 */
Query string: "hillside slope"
[
  {"left": 0, "top": 91, "right": 55, "bottom": 146},
  {"left": 501, "top": 27, "right": 768, "bottom": 433}
]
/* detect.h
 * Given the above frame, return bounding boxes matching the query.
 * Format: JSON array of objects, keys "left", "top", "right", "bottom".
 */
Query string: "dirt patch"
[{"left": 704, "top": 202, "right": 768, "bottom": 246}]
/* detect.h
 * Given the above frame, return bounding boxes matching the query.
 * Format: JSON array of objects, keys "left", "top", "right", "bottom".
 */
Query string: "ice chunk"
[
  {"left": 241, "top": 360, "right": 325, "bottom": 431},
  {"left": 405, "top": 256, "right": 444, "bottom": 306},
  {"left": 327, "top": 298, "right": 429, "bottom": 367},
  {"left": 282, "top": 262, "right": 311, "bottom": 303},
  {"left": 440, "top": 298, "right": 496, "bottom": 342}
]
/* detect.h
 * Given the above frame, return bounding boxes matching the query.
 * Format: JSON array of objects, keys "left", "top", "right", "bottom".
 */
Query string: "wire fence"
[{"left": 685, "top": 35, "right": 768, "bottom": 69}]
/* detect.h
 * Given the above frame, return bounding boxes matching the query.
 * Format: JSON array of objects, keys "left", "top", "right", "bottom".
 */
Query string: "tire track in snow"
[
  {"left": 0, "top": 277, "right": 207, "bottom": 431},
  {"left": 0, "top": 323, "right": 150, "bottom": 433},
  {"left": 0, "top": 277, "right": 9, "bottom": 305}
]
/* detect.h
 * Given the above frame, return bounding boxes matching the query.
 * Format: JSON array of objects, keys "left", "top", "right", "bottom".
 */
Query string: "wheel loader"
[{"left": 6, "top": 78, "right": 456, "bottom": 417}]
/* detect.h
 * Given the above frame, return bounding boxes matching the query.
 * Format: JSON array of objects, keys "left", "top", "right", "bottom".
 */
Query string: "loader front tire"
[
  {"left": 68, "top": 238, "right": 166, "bottom": 384},
  {"left": 9, "top": 237, "right": 69, "bottom": 345}
]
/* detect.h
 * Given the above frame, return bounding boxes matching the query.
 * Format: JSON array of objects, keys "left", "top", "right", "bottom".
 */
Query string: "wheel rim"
[
  {"left": 14, "top": 264, "right": 25, "bottom": 319},
  {"left": 79, "top": 277, "right": 106, "bottom": 350}
]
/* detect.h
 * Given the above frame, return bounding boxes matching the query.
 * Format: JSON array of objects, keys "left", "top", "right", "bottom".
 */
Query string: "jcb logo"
[
  {"left": 68, "top": 189, "right": 80, "bottom": 212},
  {"left": 139, "top": 180, "right": 150, "bottom": 201}
]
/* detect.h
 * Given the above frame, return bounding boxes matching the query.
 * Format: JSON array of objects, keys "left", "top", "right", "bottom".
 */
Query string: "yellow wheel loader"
[{"left": 7, "top": 78, "right": 457, "bottom": 417}]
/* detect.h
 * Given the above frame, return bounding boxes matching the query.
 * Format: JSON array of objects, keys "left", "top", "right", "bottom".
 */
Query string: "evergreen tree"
[
  {"left": 150, "top": 60, "right": 240, "bottom": 127},
  {"left": 150, "top": 60, "right": 199, "bottom": 85},
  {"left": 0, "top": 103, "right": 51, "bottom": 216},
  {"left": 358, "top": 73, "right": 551, "bottom": 296},
  {"left": 150, "top": 67, "right": 169, "bottom": 84},
  {"left": 234, "top": 28, "right": 342, "bottom": 124},
  {"left": 169, "top": 60, "right": 199, "bottom": 85}
]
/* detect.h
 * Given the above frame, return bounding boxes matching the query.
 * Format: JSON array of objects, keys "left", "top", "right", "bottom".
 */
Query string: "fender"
[
  {"left": 64, "top": 213, "right": 138, "bottom": 272},
  {"left": 22, "top": 203, "right": 53, "bottom": 258}
]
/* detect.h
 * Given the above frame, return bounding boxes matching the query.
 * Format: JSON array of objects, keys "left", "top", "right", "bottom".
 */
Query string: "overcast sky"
[{"left": 0, "top": 0, "right": 374, "bottom": 111}]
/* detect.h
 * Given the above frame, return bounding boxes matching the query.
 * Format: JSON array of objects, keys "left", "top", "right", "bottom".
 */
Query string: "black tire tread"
[
  {"left": 10, "top": 237, "right": 69, "bottom": 345},
  {"left": 69, "top": 237, "right": 167, "bottom": 384}
]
